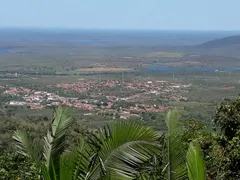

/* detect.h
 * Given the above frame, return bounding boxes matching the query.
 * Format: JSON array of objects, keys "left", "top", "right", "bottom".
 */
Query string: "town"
[{"left": 3, "top": 79, "right": 191, "bottom": 119}]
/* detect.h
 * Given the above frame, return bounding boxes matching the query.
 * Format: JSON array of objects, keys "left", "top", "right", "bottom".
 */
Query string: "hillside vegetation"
[{"left": 1, "top": 96, "right": 240, "bottom": 179}]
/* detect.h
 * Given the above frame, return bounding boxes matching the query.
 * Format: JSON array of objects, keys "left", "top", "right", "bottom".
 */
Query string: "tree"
[
  {"left": 214, "top": 97, "right": 240, "bottom": 139},
  {"left": 205, "top": 96, "right": 240, "bottom": 179},
  {"left": 0, "top": 151, "right": 39, "bottom": 179}
]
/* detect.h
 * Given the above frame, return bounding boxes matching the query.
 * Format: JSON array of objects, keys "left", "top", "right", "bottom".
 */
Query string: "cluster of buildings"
[
  {"left": 56, "top": 80, "right": 122, "bottom": 94},
  {"left": 56, "top": 79, "right": 190, "bottom": 102},
  {"left": 4, "top": 87, "right": 96, "bottom": 110},
  {"left": 3, "top": 79, "right": 191, "bottom": 118}
]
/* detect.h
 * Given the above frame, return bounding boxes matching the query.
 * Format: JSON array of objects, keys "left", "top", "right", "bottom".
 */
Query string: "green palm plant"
[
  {"left": 164, "top": 108, "right": 188, "bottom": 180},
  {"left": 13, "top": 107, "right": 161, "bottom": 180},
  {"left": 164, "top": 108, "right": 206, "bottom": 180},
  {"left": 13, "top": 107, "right": 74, "bottom": 180},
  {"left": 74, "top": 120, "right": 161, "bottom": 180},
  {"left": 13, "top": 107, "right": 206, "bottom": 180},
  {"left": 124, "top": 108, "right": 206, "bottom": 180},
  {"left": 186, "top": 141, "right": 206, "bottom": 180}
]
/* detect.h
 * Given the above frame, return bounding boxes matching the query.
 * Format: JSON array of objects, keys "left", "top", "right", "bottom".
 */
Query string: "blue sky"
[{"left": 0, "top": 0, "right": 239, "bottom": 30}]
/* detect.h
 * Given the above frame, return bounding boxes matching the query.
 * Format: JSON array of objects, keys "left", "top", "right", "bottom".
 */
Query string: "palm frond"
[
  {"left": 12, "top": 130, "right": 42, "bottom": 162},
  {"left": 43, "top": 107, "right": 73, "bottom": 179},
  {"left": 165, "top": 108, "right": 182, "bottom": 135},
  {"left": 165, "top": 108, "right": 187, "bottom": 180},
  {"left": 186, "top": 142, "right": 206, "bottom": 180},
  {"left": 41, "top": 163, "right": 53, "bottom": 180},
  {"left": 76, "top": 120, "right": 161, "bottom": 180},
  {"left": 59, "top": 144, "right": 84, "bottom": 180}
]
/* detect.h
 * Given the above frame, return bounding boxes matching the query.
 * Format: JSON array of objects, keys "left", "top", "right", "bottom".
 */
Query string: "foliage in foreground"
[
  {"left": 0, "top": 94, "right": 240, "bottom": 180},
  {"left": 165, "top": 108, "right": 188, "bottom": 180},
  {"left": 9, "top": 94, "right": 240, "bottom": 179},
  {"left": 186, "top": 141, "right": 206, "bottom": 180},
  {"left": 203, "top": 96, "right": 240, "bottom": 179},
  {"left": 12, "top": 107, "right": 163, "bottom": 179}
]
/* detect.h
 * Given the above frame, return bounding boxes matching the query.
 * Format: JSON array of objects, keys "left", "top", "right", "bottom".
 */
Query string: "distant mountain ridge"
[{"left": 198, "top": 35, "right": 240, "bottom": 48}]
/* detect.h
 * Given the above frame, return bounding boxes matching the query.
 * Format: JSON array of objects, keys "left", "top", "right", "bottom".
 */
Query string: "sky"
[{"left": 0, "top": 0, "right": 239, "bottom": 31}]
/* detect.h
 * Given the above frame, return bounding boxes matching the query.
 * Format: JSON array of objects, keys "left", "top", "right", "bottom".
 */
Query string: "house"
[{"left": 9, "top": 101, "right": 27, "bottom": 106}]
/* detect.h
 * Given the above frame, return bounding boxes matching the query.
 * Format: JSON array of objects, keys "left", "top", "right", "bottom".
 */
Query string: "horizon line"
[{"left": 0, "top": 26, "right": 240, "bottom": 32}]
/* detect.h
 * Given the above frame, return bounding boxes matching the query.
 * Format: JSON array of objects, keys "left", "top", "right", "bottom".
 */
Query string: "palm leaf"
[
  {"left": 59, "top": 146, "right": 83, "bottom": 180},
  {"left": 165, "top": 108, "right": 187, "bottom": 180},
  {"left": 13, "top": 107, "right": 75, "bottom": 179},
  {"left": 76, "top": 120, "right": 161, "bottom": 180},
  {"left": 165, "top": 108, "right": 182, "bottom": 135},
  {"left": 41, "top": 163, "right": 52, "bottom": 180},
  {"left": 43, "top": 107, "right": 73, "bottom": 179},
  {"left": 12, "top": 130, "right": 42, "bottom": 162},
  {"left": 186, "top": 142, "right": 206, "bottom": 180}
]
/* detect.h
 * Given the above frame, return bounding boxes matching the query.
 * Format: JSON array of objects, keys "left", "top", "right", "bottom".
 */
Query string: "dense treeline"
[{"left": 1, "top": 96, "right": 240, "bottom": 179}]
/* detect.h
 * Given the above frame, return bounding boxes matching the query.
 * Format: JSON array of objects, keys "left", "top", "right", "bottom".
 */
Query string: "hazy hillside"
[{"left": 198, "top": 35, "right": 240, "bottom": 48}]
